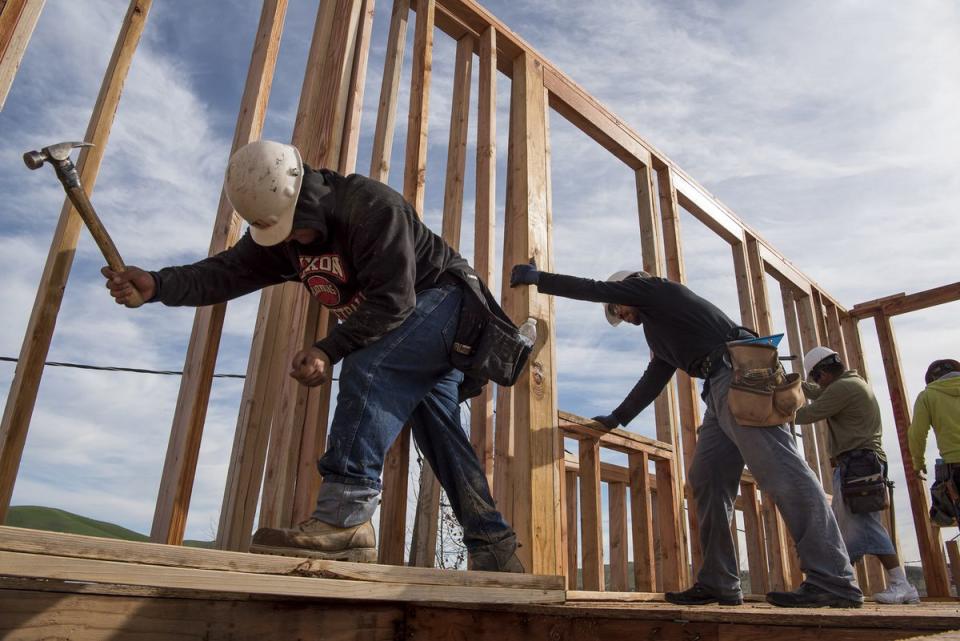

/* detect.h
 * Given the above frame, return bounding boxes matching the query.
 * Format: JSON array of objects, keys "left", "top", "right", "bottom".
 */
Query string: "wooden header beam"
[{"left": 850, "top": 281, "right": 960, "bottom": 319}]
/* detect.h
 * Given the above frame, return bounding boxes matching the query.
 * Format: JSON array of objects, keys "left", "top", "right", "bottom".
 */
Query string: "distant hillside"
[{"left": 5, "top": 506, "right": 213, "bottom": 548}]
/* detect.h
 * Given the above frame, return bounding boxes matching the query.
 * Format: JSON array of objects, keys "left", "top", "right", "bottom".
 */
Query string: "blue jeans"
[
  {"left": 831, "top": 466, "right": 896, "bottom": 563},
  {"left": 312, "top": 284, "right": 514, "bottom": 550}
]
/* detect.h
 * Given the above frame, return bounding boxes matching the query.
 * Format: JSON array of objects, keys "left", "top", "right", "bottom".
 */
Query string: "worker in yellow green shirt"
[{"left": 908, "top": 359, "right": 960, "bottom": 475}]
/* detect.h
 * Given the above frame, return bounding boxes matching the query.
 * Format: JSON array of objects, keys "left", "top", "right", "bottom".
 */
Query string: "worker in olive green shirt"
[{"left": 796, "top": 347, "right": 919, "bottom": 604}]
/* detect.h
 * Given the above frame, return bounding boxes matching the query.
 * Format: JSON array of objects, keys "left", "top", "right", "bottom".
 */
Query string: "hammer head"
[{"left": 23, "top": 141, "right": 94, "bottom": 170}]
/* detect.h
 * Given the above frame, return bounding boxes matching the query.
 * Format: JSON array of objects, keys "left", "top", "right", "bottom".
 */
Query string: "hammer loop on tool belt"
[{"left": 726, "top": 340, "right": 803, "bottom": 427}]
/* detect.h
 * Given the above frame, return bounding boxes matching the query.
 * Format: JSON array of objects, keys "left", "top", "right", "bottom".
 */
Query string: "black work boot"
[
  {"left": 469, "top": 535, "right": 525, "bottom": 573},
  {"left": 766, "top": 582, "right": 863, "bottom": 608},
  {"left": 665, "top": 583, "right": 743, "bottom": 606}
]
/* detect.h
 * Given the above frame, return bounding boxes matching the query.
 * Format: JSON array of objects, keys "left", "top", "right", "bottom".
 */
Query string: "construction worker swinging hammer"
[
  {"left": 509, "top": 263, "right": 864, "bottom": 607},
  {"left": 103, "top": 140, "right": 523, "bottom": 572}
]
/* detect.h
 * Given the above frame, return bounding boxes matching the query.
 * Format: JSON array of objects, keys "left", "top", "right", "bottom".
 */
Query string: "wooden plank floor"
[{"left": 0, "top": 526, "right": 957, "bottom": 640}]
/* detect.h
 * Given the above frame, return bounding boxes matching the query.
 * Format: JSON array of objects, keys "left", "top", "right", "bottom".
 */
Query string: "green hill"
[{"left": 5, "top": 506, "right": 213, "bottom": 548}]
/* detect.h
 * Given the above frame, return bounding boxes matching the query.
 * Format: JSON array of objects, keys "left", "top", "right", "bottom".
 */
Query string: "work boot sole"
[{"left": 249, "top": 543, "right": 377, "bottom": 563}]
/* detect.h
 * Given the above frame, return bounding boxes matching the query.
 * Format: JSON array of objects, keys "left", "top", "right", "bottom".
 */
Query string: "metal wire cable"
[{"left": 0, "top": 355, "right": 338, "bottom": 381}]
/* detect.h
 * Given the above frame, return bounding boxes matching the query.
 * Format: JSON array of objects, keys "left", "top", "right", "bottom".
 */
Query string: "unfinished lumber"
[
  {"left": 629, "top": 451, "right": 656, "bottom": 592},
  {"left": 469, "top": 26, "right": 497, "bottom": 487},
  {"left": 409, "top": 459, "right": 442, "bottom": 568},
  {"left": 740, "top": 233, "right": 791, "bottom": 590},
  {"left": 559, "top": 412, "right": 673, "bottom": 459},
  {"left": 403, "top": 0, "right": 435, "bottom": 213},
  {"left": 369, "top": 0, "right": 409, "bottom": 181},
  {"left": 739, "top": 481, "right": 769, "bottom": 594},
  {"left": 0, "top": 551, "right": 562, "bottom": 605},
  {"left": 378, "top": 428, "right": 410, "bottom": 565},
  {"left": 0, "top": 0, "right": 152, "bottom": 523},
  {"left": 656, "top": 164, "right": 705, "bottom": 577},
  {"left": 440, "top": 34, "right": 473, "bottom": 248},
  {"left": 563, "top": 468, "right": 578, "bottom": 589},
  {"left": 500, "top": 51, "right": 562, "bottom": 576},
  {"left": 577, "top": 437, "right": 604, "bottom": 591},
  {"left": 0, "top": 526, "right": 564, "bottom": 590},
  {"left": 851, "top": 281, "right": 960, "bottom": 319},
  {"left": 409, "top": 32, "right": 473, "bottom": 568},
  {"left": 946, "top": 539, "right": 960, "bottom": 596},
  {"left": 0, "top": 588, "right": 404, "bottom": 641},
  {"left": 216, "top": 284, "right": 294, "bottom": 550},
  {"left": 635, "top": 162, "right": 690, "bottom": 591},
  {"left": 781, "top": 284, "right": 822, "bottom": 479},
  {"left": 794, "top": 290, "right": 834, "bottom": 491},
  {"left": 608, "top": 481, "right": 629, "bottom": 591},
  {"left": 0, "top": 0, "right": 43, "bottom": 110},
  {"left": 873, "top": 312, "right": 950, "bottom": 597},
  {"left": 155, "top": 0, "right": 288, "bottom": 548},
  {"left": 339, "top": 0, "right": 375, "bottom": 172}
]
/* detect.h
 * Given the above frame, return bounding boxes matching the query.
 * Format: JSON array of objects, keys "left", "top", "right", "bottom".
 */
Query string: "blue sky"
[{"left": 1, "top": 0, "right": 958, "bottom": 574}]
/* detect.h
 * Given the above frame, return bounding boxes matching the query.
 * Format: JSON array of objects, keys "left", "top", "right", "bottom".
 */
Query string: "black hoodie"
[{"left": 150, "top": 167, "right": 471, "bottom": 363}]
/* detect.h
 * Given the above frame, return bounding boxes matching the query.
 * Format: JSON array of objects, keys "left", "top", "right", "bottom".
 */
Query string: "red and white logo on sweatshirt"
[
  {"left": 305, "top": 275, "right": 341, "bottom": 306},
  {"left": 299, "top": 254, "right": 346, "bottom": 281}
]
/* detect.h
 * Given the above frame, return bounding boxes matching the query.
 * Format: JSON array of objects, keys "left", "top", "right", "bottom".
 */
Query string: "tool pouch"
[
  {"left": 839, "top": 450, "right": 891, "bottom": 514},
  {"left": 929, "top": 462, "right": 960, "bottom": 526},
  {"left": 448, "top": 272, "right": 532, "bottom": 401},
  {"left": 727, "top": 342, "right": 803, "bottom": 427}
]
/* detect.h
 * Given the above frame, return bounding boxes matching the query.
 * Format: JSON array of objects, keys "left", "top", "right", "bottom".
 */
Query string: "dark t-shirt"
[{"left": 536, "top": 272, "right": 739, "bottom": 425}]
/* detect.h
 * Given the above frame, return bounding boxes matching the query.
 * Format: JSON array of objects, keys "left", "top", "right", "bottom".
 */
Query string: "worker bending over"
[
  {"left": 510, "top": 264, "right": 862, "bottom": 608},
  {"left": 103, "top": 141, "right": 521, "bottom": 571},
  {"left": 796, "top": 347, "right": 918, "bottom": 604}
]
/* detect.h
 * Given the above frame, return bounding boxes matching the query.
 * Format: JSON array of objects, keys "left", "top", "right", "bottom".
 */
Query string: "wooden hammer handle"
[{"left": 66, "top": 185, "right": 144, "bottom": 308}]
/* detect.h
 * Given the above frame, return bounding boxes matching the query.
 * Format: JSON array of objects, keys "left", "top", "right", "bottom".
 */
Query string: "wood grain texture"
[
  {"left": 874, "top": 312, "right": 950, "bottom": 597},
  {"left": 0, "top": 0, "right": 43, "bottom": 109},
  {"left": 0, "top": 589, "right": 403, "bottom": 641},
  {"left": 502, "top": 52, "right": 562, "bottom": 576},
  {"left": 578, "top": 438, "right": 603, "bottom": 591},
  {"left": 469, "top": 25, "right": 497, "bottom": 488},
  {"left": 368, "top": 0, "right": 409, "bottom": 181},
  {"left": 0, "top": 525, "right": 564, "bottom": 590},
  {"left": 0, "top": 551, "right": 561, "bottom": 604},
  {"left": 403, "top": 0, "right": 435, "bottom": 212}
]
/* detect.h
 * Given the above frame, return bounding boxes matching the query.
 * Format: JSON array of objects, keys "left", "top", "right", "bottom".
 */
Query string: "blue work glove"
[
  {"left": 592, "top": 414, "right": 619, "bottom": 430},
  {"left": 510, "top": 259, "right": 540, "bottom": 287}
]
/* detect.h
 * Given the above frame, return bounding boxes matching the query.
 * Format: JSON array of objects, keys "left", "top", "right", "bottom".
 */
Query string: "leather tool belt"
[{"left": 726, "top": 341, "right": 803, "bottom": 427}]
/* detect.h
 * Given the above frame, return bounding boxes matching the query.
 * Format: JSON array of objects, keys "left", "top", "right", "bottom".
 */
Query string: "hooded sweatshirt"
[
  {"left": 908, "top": 371, "right": 960, "bottom": 473},
  {"left": 149, "top": 167, "right": 471, "bottom": 364}
]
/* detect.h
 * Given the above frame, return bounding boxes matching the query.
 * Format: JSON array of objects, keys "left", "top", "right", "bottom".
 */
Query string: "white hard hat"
[
  {"left": 803, "top": 346, "right": 839, "bottom": 378},
  {"left": 604, "top": 269, "right": 641, "bottom": 326},
  {"left": 224, "top": 140, "right": 303, "bottom": 246}
]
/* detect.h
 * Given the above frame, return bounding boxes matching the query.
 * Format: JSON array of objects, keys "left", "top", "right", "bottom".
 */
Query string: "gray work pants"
[{"left": 690, "top": 366, "right": 862, "bottom": 601}]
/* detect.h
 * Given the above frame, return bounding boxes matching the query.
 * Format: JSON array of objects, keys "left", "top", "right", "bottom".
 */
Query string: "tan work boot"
[{"left": 249, "top": 518, "right": 377, "bottom": 562}]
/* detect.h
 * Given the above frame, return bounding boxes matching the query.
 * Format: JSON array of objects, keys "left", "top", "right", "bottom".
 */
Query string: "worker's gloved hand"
[
  {"left": 916, "top": 468, "right": 927, "bottom": 482},
  {"left": 290, "top": 346, "right": 331, "bottom": 387},
  {"left": 510, "top": 259, "right": 540, "bottom": 287},
  {"left": 591, "top": 414, "right": 619, "bottom": 430},
  {"left": 101, "top": 265, "right": 154, "bottom": 307}
]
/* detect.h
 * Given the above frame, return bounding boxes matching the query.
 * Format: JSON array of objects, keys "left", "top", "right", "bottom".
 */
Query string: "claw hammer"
[{"left": 24, "top": 141, "right": 144, "bottom": 307}]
